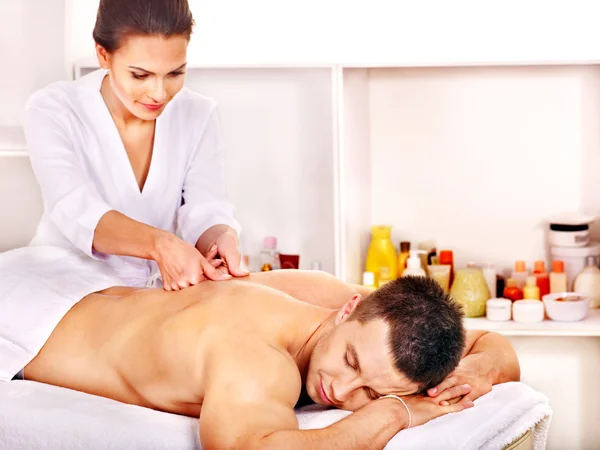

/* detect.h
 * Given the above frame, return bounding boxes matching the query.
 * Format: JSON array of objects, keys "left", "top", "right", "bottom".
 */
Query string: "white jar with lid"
[
  {"left": 512, "top": 300, "right": 544, "bottom": 323},
  {"left": 548, "top": 215, "right": 595, "bottom": 248},
  {"left": 486, "top": 298, "right": 511, "bottom": 321}
]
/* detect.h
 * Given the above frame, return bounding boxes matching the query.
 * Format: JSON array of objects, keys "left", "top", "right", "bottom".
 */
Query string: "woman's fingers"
[
  {"left": 202, "top": 258, "right": 231, "bottom": 281},
  {"left": 177, "top": 279, "right": 191, "bottom": 289},
  {"left": 210, "top": 258, "right": 224, "bottom": 267},
  {"left": 205, "top": 244, "right": 219, "bottom": 260}
]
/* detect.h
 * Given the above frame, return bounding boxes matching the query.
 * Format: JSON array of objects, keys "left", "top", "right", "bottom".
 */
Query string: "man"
[{"left": 23, "top": 270, "right": 520, "bottom": 449}]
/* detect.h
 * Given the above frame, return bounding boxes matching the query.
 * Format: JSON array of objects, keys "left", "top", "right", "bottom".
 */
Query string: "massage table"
[{"left": 0, "top": 380, "right": 550, "bottom": 450}]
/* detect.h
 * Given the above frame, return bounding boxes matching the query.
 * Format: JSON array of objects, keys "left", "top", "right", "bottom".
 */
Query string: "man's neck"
[{"left": 286, "top": 308, "right": 337, "bottom": 384}]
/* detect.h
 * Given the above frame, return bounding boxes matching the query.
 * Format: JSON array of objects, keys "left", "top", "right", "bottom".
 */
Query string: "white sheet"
[
  {"left": 0, "top": 246, "right": 124, "bottom": 382},
  {"left": 0, "top": 380, "right": 551, "bottom": 450}
]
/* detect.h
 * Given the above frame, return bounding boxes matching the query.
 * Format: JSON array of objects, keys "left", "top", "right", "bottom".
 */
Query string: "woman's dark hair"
[{"left": 93, "top": 0, "right": 195, "bottom": 52}]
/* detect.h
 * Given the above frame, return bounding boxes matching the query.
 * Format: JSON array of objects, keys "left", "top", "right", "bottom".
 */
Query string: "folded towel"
[
  {"left": 0, "top": 246, "right": 124, "bottom": 382},
  {"left": 0, "top": 380, "right": 551, "bottom": 450}
]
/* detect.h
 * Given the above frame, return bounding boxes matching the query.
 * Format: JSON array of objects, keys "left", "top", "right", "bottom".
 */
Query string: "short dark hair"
[
  {"left": 351, "top": 276, "right": 465, "bottom": 393},
  {"left": 93, "top": 0, "right": 195, "bottom": 53}
]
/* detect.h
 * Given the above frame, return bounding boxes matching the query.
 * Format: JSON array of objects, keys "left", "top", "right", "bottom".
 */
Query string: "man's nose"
[{"left": 331, "top": 378, "right": 361, "bottom": 404}]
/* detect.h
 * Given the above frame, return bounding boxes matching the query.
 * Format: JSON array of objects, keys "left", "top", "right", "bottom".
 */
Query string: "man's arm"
[
  {"left": 461, "top": 330, "right": 521, "bottom": 384},
  {"left": 428, "top": 330, "right": 520, "bottom": 404},
  {"left": 201, "top": 392, "right": 408, "bottom": 450},
  {"left": 200, "top": 352, "right": 407, "bottom": 450}
]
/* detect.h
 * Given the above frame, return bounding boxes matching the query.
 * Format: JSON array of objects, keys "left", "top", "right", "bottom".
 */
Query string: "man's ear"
[
  {"left": 336, "top": 294, "right": 362, "bottom": 324},
  {"left": 96, "top": 44, "right": 110, "bottom": 69}
]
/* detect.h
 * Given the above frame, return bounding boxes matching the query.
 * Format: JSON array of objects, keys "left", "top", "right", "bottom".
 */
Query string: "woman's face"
[{"left": 96, "top": 34, "right": 188, "bottom": 120}]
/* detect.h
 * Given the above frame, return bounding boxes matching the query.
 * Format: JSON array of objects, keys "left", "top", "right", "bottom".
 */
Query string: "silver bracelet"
[{"left": 379, "top": 394, "right": 412, "bottom": 429}]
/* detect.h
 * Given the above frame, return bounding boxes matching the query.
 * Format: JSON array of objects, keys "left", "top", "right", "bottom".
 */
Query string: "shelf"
[
  {"left": 0, "top": 127, "right": 26, "bottom": 156},
  {"left": 72, "top": 60, "right": 335, "bottom": 80},
  {"left": 464, "top": 308, "right": 600, "bottom": 337}
]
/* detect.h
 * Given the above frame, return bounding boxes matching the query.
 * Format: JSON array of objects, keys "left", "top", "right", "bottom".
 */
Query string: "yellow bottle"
[
  {"left": 397, "top": 241, "right": 411, "bottom": 277},
  {"left": 523, "top": 276, "right": 540, "bottom": 300},
  {"left": 366, "top": 225, "right": 398, "bottom": 287}
]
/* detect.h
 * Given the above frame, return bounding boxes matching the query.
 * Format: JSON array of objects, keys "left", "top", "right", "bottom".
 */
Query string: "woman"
[{"left": 23, "top": 0, "right": 247, "bottom": 290}]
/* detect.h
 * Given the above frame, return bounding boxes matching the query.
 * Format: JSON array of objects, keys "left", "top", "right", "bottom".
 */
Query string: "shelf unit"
[{"left": 465, "top": 309, "right": 600, "bottom": 337}]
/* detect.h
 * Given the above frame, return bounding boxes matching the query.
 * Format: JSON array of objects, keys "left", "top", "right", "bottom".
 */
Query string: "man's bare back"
[
  {"left": 25, "top": 273, "right": 333, "bottom": 417},
  {"left": 22, "top": 271, "right": 513, "bottom": 449}
]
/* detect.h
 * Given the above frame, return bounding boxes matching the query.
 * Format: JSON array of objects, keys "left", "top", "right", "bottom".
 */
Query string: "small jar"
[
  {"left": 512, "top": 300, "right": 544, "bottom": 323},
  {"left": 450, "top": 268, "right": 490, "bottom": 318},
  {"left": 486, "top": 298, "right": 512, "bottom": 321}
]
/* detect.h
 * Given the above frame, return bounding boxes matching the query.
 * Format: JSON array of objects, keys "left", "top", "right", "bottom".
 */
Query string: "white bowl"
[{"left": 542, "top": 292, "right": 590, "bottom": 322}]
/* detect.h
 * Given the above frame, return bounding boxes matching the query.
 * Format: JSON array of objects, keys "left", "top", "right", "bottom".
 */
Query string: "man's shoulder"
[{"left": 205, "top": 339, "right": 302, "bottom": 404}]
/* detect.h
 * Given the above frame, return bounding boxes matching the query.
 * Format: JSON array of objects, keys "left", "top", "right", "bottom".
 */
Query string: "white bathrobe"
[{"left": 23, "top": 68, "right": 241, "bottom": 287}]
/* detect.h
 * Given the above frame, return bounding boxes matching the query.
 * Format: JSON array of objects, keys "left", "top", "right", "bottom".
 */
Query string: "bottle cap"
[
  {"left": 407, "top": 250, "right": 426, "bottom": 269},
  {"left": 439, "top": 250, "right": 453, "bottom": 264},
  {"left": 505, "top": 278, "right": 518, "bottom": 287},
  {"left": 533, "top": 261, "right": 546, "bottom": 273},
  {"left": 371, "top": 225, "right": 392, "bottom": 237},
  {"left": 264, "top": 236, "right": 277, "bottom": 249},
  {"left": 526, "top": 276, "right": 537, "bottom": 287},
  {"left": 400, "top": 241, "right": 411, "bottom": 253},
  {"left": 363, "top": 271, "right": 375, "bottom": 286},
  {"left": 551, "top": 260, "right": 564, "bottom": 273},
  {"left": 515, "top": 260, "right": 526, "bottom": 272}
]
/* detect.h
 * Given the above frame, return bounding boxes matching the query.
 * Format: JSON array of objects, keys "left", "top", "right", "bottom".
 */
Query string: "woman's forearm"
[{"left": 93, "top": 210, "right": 168, "bottom": 259}]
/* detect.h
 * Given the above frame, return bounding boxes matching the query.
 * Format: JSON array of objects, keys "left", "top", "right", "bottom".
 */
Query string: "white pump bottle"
[{"left": 402, "top": 250, "right": 427, "bottom": 277}]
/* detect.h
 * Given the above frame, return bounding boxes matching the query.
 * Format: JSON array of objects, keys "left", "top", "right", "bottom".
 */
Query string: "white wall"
[
  {"left": 0, "top": 0, "right": 66, "bottom": 126},
  {"left": 65, "top": 0, "right": 600, "bottom": 67},
  {"left": 184, "top": 69, "right": 335, "bottom": 272},
  {"left": 367, "top": 65, "right": 600, "bottom": 271}
]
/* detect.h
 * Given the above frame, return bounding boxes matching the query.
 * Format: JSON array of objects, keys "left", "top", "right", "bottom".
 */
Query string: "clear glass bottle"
[{"left": 259, "top": 236, "right": 281, "bottom": 271}]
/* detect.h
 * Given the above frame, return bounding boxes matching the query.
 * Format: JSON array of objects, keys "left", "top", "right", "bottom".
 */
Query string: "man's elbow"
[{"left": 490, "top": 331, "right": 521, "bottom": 383}]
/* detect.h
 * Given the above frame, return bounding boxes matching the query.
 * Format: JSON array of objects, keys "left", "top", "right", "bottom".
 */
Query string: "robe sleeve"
[
  {"left": 24, "top": 100, "right": 113, "bottom": 259},
  {"left": 177, "top": 106, "right": 241, "bottom": 247}
]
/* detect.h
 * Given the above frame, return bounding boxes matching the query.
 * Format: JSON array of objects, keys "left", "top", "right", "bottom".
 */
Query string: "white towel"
[
  {"left": 297, "top": 382, "right": 552, "bottom": 450},
  {"left": 0, "top": 246, "right": 124, "bottom": 382},
  {"left": 0, "top": 380, "right": 551, "bottom": 450}
]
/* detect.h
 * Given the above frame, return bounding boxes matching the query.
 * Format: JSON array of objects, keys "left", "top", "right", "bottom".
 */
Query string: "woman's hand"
[
  {"left": 152, "top": 232, "right": 231, "bottom": 290},
  {"left": 211, "top": 228, "right": 249, "bottom": 278}
]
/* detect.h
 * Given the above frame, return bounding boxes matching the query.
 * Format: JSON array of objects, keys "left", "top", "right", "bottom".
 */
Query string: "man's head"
[{"left": 305, "top": 276, "right": 466, "bottom": 411}]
